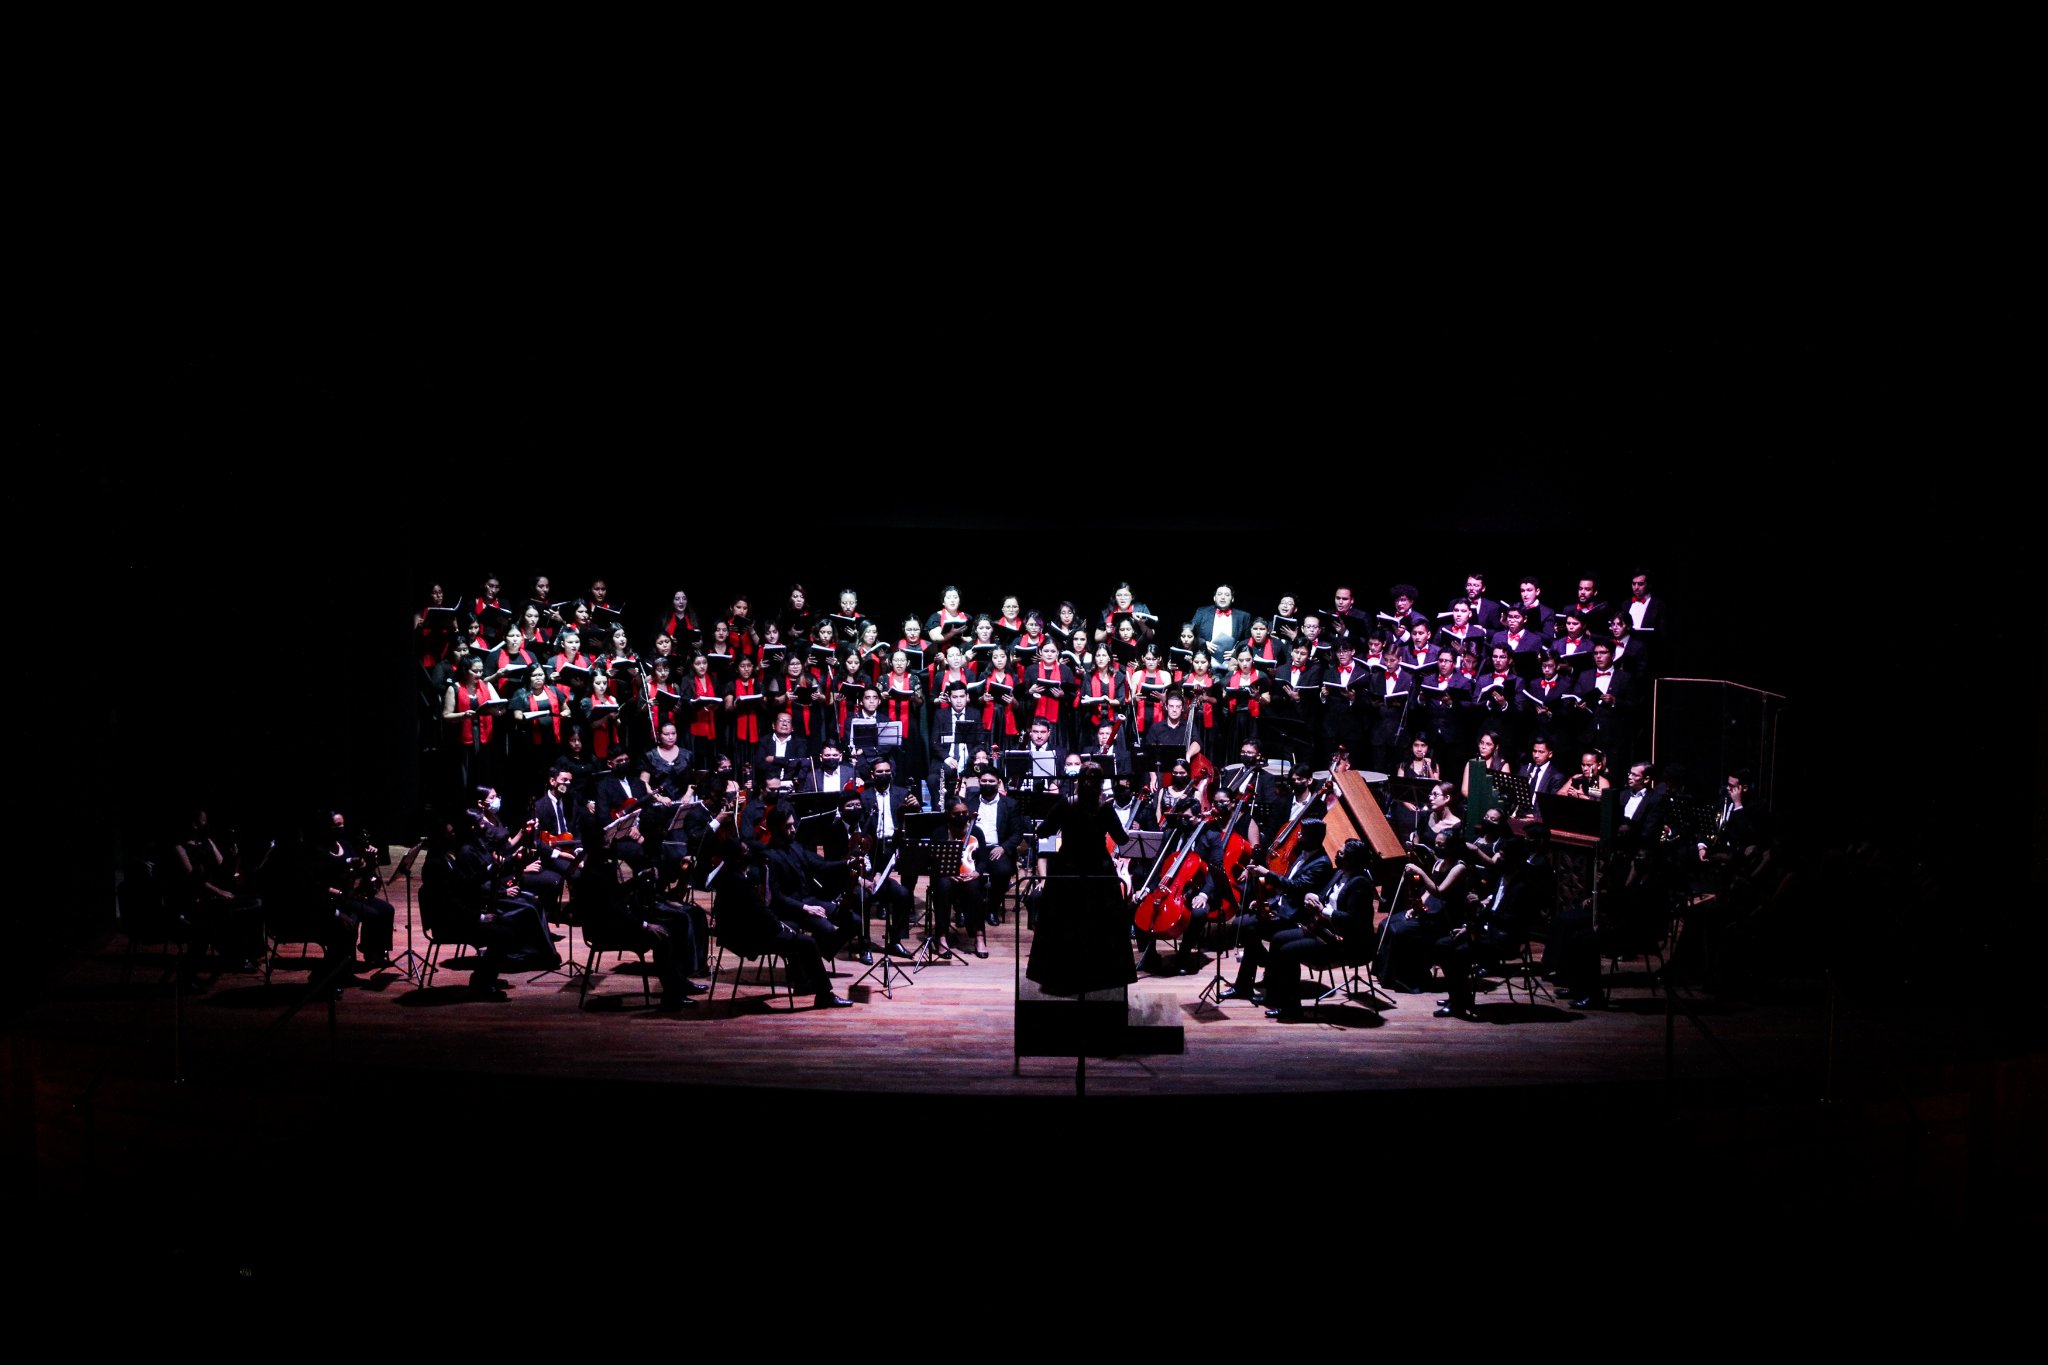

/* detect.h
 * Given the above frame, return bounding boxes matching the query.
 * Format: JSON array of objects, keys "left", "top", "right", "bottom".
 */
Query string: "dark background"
[{"left": 37, "top": 234, "right": 2037, "bottom": 995}]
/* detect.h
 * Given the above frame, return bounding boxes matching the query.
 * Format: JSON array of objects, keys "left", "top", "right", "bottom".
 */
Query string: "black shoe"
[
  {"left": 1220, "top": 985, "right": 1254, "bottom": 1001},
  {"left": 360, "top": 954, "right": 392, "bottom": 971},
  {"left": 1136, "top": 951, "right": 1167, "bottom": 976},
  {"left": 467, "top": 984, "right": 509, "bottom": 1001},
  {"left": 856, "top": 950, "right": 875, "bottom": 965},
  {"left": 887, "top": 941, "right": 914, "bottom": 959},
  {"left": 974, "top": 944, "right": 989, "bottom": 959},
  {"left": 1571, "top": 995, "right": 1606, "bottom": 1010},
  {"left": 548, "top": 932, "right": 566, "bottom": 942},
  {"left": 814, "top": 992, "right": 854, "bottom": 1009},
  {"left": 678, "top": 980, "right": 709, "bottom": 995},
  {"left": 1265, "top": 1006, "right": 1303, "bottom": 1020}
]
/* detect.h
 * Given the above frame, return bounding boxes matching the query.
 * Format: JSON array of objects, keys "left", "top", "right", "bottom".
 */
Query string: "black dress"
[{"left": 1026, "top": 796, "right": 1139, "bottom": 997}]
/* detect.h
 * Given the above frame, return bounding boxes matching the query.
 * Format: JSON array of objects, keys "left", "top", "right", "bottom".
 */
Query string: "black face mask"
[
  {"left": 872, "top": 774, "right": 892, "bottom": 790},
  {"left": 1171, "top": 776, "right": 1188, "bottom": 789},
  {"left": 980, "top": 785, "right": 999, "bottom": 800},
  {"left": 820, "top": 757, "right": 840, "bottom": 770}
]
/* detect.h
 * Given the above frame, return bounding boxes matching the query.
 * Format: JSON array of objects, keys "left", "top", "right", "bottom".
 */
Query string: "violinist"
[
  {"left": 1220, "top": 817, "right": 1333, "bottom": 1008},
  {"left": 595, "top": 748, "right": 654, "bottom": 872},
  {"left": 472, "top": 784, "right": 567, "bottom": 926},
  {"left": 798, "top": 738, "right": 858, "bottom": 796},
  {"left": 1259, "top": 837, "right": 1378, "bottom": 1021}
]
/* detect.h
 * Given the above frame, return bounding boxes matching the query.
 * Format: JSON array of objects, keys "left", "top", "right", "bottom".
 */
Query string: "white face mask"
[{"left": 486, "top": 796, "right": 501, "bottom": 814}]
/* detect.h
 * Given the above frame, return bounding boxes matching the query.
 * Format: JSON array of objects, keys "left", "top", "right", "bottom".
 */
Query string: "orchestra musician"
[
  {"left": 1220, "top": 817, "right": 1333, "bottom": 1010},
  {"left": 1258, "top": 837, "right": 1378, "bottom": 1021},
  {"left": 856, "top": 755, "right": 923, "bottom": 958},
  {"left": 755, "top": 806, "right": 857, "bottom": 1009}
]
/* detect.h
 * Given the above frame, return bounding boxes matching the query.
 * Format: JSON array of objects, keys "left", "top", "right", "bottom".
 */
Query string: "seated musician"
[
  {"left": 1259, "top": 837, "right": 1378, "bottom": 1020},
  {"left": 425, "top": 809, "right": 560, "bottom": 1000},
  {"left": 1143, "top": 689, "right": 1202, "bottom": 768},
  {"left": 531, "top": 765, "right": 588, "bottom": 881},
  {"left": 469, "top": 785, "right": 564, "bottom": 932},
  {"left": 1380, "top": 793, "right": 1468, "bottom": 992},
  {"left": 856, "top": 756, "right": 925, "bottom": 957},
  {"left": 967, "top": 765, "right": 1023, "bottom": 922},
  {"left": 594, "top": 748, "right": 655, "bottom": 871},
  {"left": 1558, "top": 749, "right": 1611, "bottom": 800},
  {"left": 1220, "top": 817, "right": 1334, "bottom": 1008},
  {"left": 926, "top": 799, "right": 993, "bottom": 958},
  {"left": 798, "top": 738, "right": 859, "bottom": 795},
  {"left": 1431, "top": 824, "right": 1552, "bottom": 1018},
  {"left": 1133, "top": 757, "right": 1213, "bottom": 975},
  {"left": 752, "top": 708, "right": 810, "bottom": 779},
  {"left": 324, "top": 809, "right": 397, "bottom": 975},
  {"left": 751, "top": 806, "right": 857, "bottom": 1009}
]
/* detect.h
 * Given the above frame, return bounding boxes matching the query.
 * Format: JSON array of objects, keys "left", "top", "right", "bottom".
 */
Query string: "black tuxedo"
[
  {"left": 1520, "top": 760, "right": 1566, "bottom": 797},
  {"left": 1190, "top": 604, "right": 1251, "bottom": 661},
  {"left": 1446, "top": 596, "right": 1503, "bottom": 632}
]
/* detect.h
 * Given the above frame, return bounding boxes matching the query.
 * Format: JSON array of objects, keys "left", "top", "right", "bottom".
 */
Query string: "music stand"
[
  {"left": 913, "top": 835, "right": 968, "bottom": 971},
  {"left": 390, "top": 839, "right": 428, "bottom": 984},
  {"left": 1492, "top": 770, "right": 1537, "bottom": 819}
]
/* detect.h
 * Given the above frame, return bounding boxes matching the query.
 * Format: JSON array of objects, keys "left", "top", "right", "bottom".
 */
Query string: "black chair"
[
  {"left": 707, "top": 920, "right": 793, "bottom": 1011},
  {"left": 419, "top": 882, "right": 485, "bottom": 989},
  {"left": 573, "top": 874, "right": 658, "bottom": 1010}
]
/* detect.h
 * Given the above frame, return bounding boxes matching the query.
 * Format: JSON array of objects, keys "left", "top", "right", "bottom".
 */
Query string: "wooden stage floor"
[{"left": 15, "top": 859, "right": 2044, "bottom": 1272}]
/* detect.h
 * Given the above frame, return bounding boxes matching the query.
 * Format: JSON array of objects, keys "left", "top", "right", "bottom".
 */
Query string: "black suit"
[
  {"left": 1190, "top": 604, "right": 1251, "bottom": 662},
  {"left": 1262, "top": 866, "right": 1377, "bottom": 1012},
  {"left": 1227, "top": 851, "right": 1332, "bottom": 996},
  {"left": 595, "top": 772, "right": 656, "bottom": 869},
  {"left": 750, "top": 733, "right": 810, "bottom": 778},
  {"left": 1520, "top": 760, "right": 1566, "bottom": 797}
]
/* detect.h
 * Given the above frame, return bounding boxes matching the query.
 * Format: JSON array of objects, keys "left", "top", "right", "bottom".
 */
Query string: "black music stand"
[
  {"left": 913, "top": 835, "right": 969, "bottom": 971},
  {"left": 390, "top": 839, "right": 428, "bottom": 984},
  {"left": 1492, "top": 770, "right": 1537, "bottom": 820}
]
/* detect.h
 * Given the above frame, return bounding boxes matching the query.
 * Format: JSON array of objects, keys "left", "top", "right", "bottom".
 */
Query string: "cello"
[{"left": 1131, "top": 807, "right": 1217, "bottom": 939}]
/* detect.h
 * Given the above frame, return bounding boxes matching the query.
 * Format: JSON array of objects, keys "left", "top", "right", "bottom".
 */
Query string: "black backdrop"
[{"left": 49, "top": 274, "right": 2039, "bottom": 973}]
